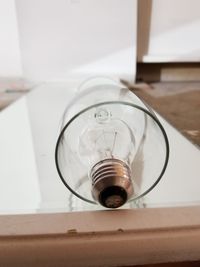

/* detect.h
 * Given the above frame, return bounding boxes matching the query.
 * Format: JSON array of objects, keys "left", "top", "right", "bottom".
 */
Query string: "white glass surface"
[{"left": 0, "top": 82, "right": 200, "bottom": 214}]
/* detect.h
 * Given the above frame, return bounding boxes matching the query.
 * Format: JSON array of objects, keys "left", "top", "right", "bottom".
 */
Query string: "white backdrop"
[
  {"left": 0, "top": 0, "right": 137, "bottom": 82},
  {"left": 138, "top": 0, "right": 200, "bottom": 62},
  {"left": 2, "top": 0, "right": 200, "bottom": 80},
  {"left": 0, "top": 0, "right": 22, "bottom": 76}
]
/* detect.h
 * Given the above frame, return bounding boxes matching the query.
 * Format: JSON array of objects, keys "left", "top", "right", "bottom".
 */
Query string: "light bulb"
[
  {"left": 78, "top": 107, "right": 136, "bottom": 208},
  {"left": 55, "top": 78, "right": 169, "bottom": 209},
  {"left": 78, "top": 107, "right": 136, "bottom": 166}
]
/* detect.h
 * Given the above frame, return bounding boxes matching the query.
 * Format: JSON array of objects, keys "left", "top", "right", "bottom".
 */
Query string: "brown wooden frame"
[{"left": 0, "top": 206, "right": 200, "bottom": 266}]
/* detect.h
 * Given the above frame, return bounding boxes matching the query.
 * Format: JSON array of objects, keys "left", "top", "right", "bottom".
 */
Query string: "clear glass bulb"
[
  {"left": 55, "top": 77, "right": 169, "bottom": 209},
  {"left": 78, "top": 107, "right": 135, "bottom": 167}
]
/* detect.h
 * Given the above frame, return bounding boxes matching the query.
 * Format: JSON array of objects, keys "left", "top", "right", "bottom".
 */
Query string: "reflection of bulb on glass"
[{"left": 55, "top": 77, "right": 169, "bottom": 209}]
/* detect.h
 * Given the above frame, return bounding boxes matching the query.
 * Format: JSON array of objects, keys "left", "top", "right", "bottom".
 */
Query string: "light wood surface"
[{"left": 0, "top": 206, "right": 200, "bottom": 266}]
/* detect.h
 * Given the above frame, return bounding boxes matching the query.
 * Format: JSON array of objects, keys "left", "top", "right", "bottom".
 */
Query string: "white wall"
[
  {"left": 0, "top": 0, "right": 22, "bottom": 76},
  {"left": 16, "top": 0, "right": 137, "bottom": 82},
  {"left": 138, "top": 0, "right": 200, "bottom": 62},
  {"left": 1, "top": 0, "right": 200, "bottom": 77}
]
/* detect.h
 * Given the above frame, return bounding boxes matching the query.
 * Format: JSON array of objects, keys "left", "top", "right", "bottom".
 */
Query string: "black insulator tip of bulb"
[{"left": 99, "top": 186, "right": 127, "bottom": 209}]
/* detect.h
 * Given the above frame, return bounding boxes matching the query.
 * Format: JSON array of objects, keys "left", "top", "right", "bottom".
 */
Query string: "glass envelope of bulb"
[{"left": 55, "top": 79, "right": 169, "bottom": 208}]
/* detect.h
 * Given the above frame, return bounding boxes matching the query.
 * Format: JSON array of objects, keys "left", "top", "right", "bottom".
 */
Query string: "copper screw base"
[{"left": 91, "top": 159, "right": 134, "bottom": 208}]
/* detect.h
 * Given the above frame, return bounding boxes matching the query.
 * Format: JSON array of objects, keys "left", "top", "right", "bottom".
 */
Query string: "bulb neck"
[{"left": 91, "top": 159, "right": 134, "bottom": 208}]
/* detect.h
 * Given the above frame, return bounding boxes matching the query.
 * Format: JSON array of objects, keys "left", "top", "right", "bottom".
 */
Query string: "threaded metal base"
[{"left": 91, "top": 159, "right": 134, "bottom": 208}]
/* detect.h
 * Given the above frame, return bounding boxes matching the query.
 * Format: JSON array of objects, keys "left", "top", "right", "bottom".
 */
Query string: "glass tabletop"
[{"left": 1, "top": 81, "right": 200, "bottom": 214}]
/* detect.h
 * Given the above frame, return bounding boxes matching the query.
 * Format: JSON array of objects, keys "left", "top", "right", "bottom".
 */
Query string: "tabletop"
[
  {"left": 0, "top": 81, "right": 200, "bottom": 266},
  {"left": 0, "top": 81, "right": 200, "bottom": 214}
]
